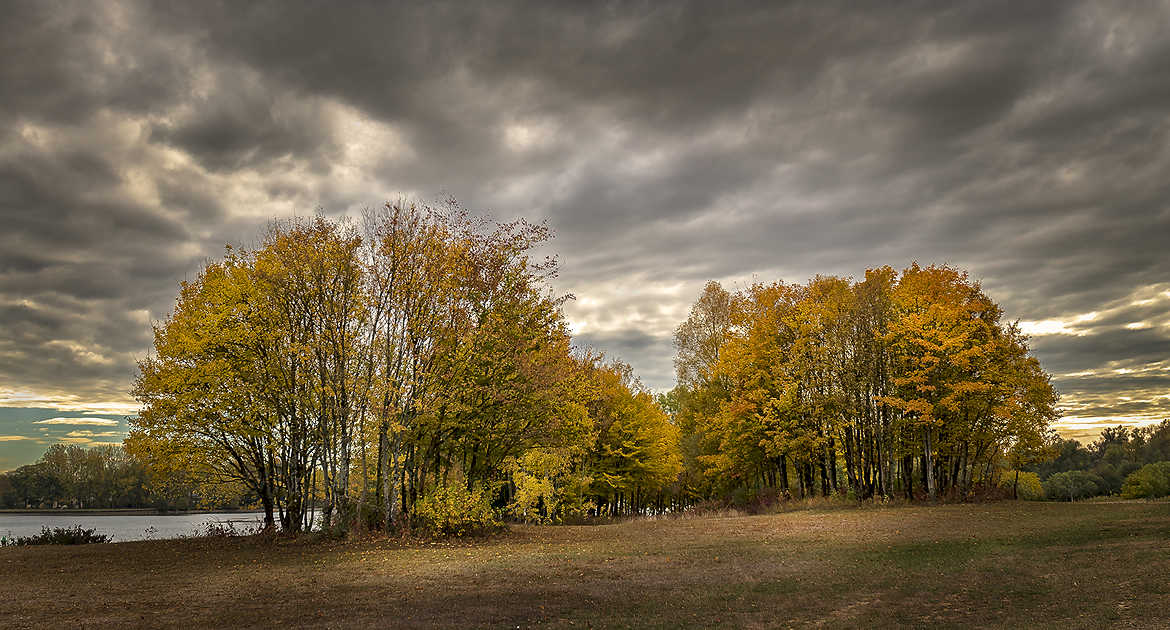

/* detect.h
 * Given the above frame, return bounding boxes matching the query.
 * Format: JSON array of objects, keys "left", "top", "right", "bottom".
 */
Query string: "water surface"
[{"left": 0, "top": 511, "right": 272, "bottom": 542}]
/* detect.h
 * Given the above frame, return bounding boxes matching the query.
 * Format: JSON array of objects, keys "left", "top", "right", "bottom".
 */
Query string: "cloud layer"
[{"left": 2, "top": 1, "right": 1168, "bottom": 461}]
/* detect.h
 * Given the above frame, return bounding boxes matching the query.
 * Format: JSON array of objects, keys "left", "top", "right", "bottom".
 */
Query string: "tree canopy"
[
  {"left": 129, "top": 201, "right": 682, "bottom": 532},
  {"left": 129, "top": 206, "right": 1066, "bottom": 533},
  {"left": 668, "top": 264, "right": 1061, "bottom": 502}
]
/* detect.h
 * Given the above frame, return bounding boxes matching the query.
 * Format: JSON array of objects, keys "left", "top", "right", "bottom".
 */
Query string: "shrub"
[
  {"left": 414, "top": 485, "right": 502, "bottom": 537},
  {"left": 3, "top": 525, "right": 111, "bottom": 546},
  {"left": 999, "top": 471, "right": 1045, "bottom": 500},
  {"left": 188, "top": 519, "right": 260, "bottom": 539},
  {"left": 1121, "top": 461, "right": 1170, "bottom": 499},
  {"left": 1043, "top": 470, "right": 1106, "bottom": 501},
  {"left": 506, "top": 449, "right": 594, "bottom": 524}
]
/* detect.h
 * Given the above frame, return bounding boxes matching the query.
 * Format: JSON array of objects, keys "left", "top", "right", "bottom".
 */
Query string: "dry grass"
[{"left": 3, "top": 501, "right": 1169, "bottom": 629}]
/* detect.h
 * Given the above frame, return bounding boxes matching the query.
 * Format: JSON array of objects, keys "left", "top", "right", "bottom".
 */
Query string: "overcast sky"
[{"left": 2, "top": 1, "right": 1169, "bottom": 469}]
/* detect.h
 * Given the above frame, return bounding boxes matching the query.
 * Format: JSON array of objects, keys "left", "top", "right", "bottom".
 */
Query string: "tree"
[
  {"left": 671, "top": 281, "right": 736, "bottom": 499},
  {"left": 674, "top": 263, "right": 1059, "bottom": 504},
  {"left": 132, "top": 201, "right": 595, "bottom": 534},
  {"left": 1043, "top": 470, "right": 1105, "bottom": 501},
  {"left": 674, "top": 281, "right": 734, "bottom": 388},
  {"left": 1120, "top": 462, "right": 1170, "bottom": 499},
  {"left": 130, "top": 249, "right": 284, "bottom": 528},
  {"left": 585, "top": 359, "right": 682, "bottom": 516}
]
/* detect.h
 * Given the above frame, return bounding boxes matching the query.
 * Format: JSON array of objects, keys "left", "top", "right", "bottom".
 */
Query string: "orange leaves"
[
  {"left": 673, "top": 260, "right": 1058, "bottom": 499},
  {"left": 882, "top": 263, "right": 1005, "bottom": 428}
]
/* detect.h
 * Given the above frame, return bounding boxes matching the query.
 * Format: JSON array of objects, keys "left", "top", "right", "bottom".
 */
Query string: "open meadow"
[{"left": 3, "top": 501, "right": 1168, "bottom": 629}]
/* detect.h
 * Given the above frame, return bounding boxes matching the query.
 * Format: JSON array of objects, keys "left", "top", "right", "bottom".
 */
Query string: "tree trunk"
[
  {"left": 924, "top": 425, "right": 936, "bottom": 501},
  {"left": 380, "top": 420, "right": 398, "bottom": 531},
  {"left": 827, "top": 438, "right": 838, "bottom": 492},
  {"left": 261, "top": 489, "right": 276, "bottom": 531},
  {"left": 819, "top": 456, "right": 830, "bottom": 497},
  {"left": 880, "top": 408, "right": 893, "bottom": 498},
  {"left": 903, "top": 453, "right": 914, "bottom": 500},
  {"left": 843, "top": 428, "right": 858, "bottom": 495}
]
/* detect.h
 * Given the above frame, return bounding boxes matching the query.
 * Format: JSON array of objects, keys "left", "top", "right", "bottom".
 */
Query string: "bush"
[
  {"left": 506, "top": 449, "right": 594, "bottom": 524},
  {"left": 1043, "top": 470, "right": 1106, "bottom": 501},
  {"left": 414, "top": 485, "right": 502, "bottom": 537},
  {"left": 1000, "top": 471, "right": 1045, "bottom": 500},
  {"left": 188, "top": 519, "right": 259, "bottom": 539},
  {"left": 2, "top": 525, "right": 111, "bottom": 546},
  {"left": 1121, "top": 461, "right": 1170, "bottom": 499}
]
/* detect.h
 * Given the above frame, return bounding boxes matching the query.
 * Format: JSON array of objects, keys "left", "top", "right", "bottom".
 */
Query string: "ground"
[{"left": 3, "top": 501, "right": 1169, "bottom": 629}]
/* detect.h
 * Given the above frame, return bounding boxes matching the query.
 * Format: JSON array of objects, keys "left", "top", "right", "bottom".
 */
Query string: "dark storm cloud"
[
  {"left": 2, "top": 0, "right": 1169, "bottom": 454},
  {"left": 1035, "top": 329, "right": 1170, "bottom": 376},
  {"left": 147, "top": 66, "right": 342, "bottom": 173},
  {"left": 0, "top": 0, "right": 193, "bottom": 124}
]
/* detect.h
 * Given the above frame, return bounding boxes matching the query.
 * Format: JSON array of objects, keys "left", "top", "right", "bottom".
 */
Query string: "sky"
[{"left": 2, "top": 1, "right": 1169, "bottom": 470}]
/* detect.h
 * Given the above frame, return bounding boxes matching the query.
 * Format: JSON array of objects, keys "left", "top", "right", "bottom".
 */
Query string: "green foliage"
[
  {"left": 0, "top": 443, "right": 233, "bottom": 511},
  {"left": 1120, "top": 461, "right": 1170, "bottom": 499},
  {"left": 1033, "top": 422, "right": 1170, "bottom": 496},
  {"left": 1043, "top": 470, "right": 1106, "bottom": 501},
  {"left": 999, "top": 471, "right": 1044, "bottom": 500},
  {"left": 414, "top": 485, "right": 502, "bottom": 537},
  {"left": 2, "top": 525, "right": 111, "bottom": 546}
]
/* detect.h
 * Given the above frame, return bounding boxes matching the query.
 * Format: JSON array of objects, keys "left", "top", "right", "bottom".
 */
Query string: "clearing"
[{"left": 3, "top": 501, "right": 1169, "bottom": 628}]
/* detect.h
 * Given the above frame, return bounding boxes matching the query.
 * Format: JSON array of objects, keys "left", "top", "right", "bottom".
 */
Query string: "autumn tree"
[
  {"left": 673, "top": 263, "right": 1059, "bottom": 503},
  {"left": 130, "top": 251, "right": 285, "bottom": 528},
  {"left": 670, "top": 281, "right": 735, "bottom": 499},
  {"left": 584, "top": 359, "right": 682, "bottom": 517}
]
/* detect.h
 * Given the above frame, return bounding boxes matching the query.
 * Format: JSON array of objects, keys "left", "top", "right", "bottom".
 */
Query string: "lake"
[{"left": 0, "top": 511, "right": 278, "bottom": 542}]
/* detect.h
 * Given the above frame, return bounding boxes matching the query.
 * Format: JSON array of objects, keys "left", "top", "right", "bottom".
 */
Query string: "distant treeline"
[
  {"left": 1029, "top": 421, "right": 1170, "bottom": 500},
  {"left": 0, "top": 444, "right": 250, "bottom": 511}
]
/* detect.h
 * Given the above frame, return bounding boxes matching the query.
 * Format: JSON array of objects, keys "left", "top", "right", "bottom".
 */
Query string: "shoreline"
[{"left": 0, "top": 508, "right": 264, "bottom": 516}]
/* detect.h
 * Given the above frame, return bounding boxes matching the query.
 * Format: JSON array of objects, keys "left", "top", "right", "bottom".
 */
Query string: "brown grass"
[{"left": 3, "top": 501, "right": 1169, "bottom": 629}]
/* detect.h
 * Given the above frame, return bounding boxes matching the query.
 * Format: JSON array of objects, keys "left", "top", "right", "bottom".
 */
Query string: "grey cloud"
[
  {"left": 575, "top": 329, "right": 675, "bottom": 389},
  {"left": 148, "top": 72, "right": 340, "bottom": 173},
  {"left": 0, "top": 1, "right": 193, "bottom": 124},
  {"left": 1, "top": 0, "right": 1168, "bottom": 448},
  {"left": 1032, "top": 329, "right": 1170, "bottom": 376}
]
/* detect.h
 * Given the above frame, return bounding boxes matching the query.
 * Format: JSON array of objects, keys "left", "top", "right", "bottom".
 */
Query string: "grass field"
[{"left": 3, "top": 501, "right": 1169, "bottom": 629}]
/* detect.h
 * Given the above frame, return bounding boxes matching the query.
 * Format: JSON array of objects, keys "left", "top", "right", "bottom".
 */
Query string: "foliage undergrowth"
[
  {"left": 1044, "top": 470, "right": 1107, "bottom": 501},
  {"left": 1121, "top": 461, "right": 1170, "bottom": 499},
  {"left": 673, "top": 489, "right": 904, "bottom": 520},
  {"left": 998, "top": 470, "right": 1045, "bottom": 500},
  {"left": 413, "top": 485, "right": 502, "bottom": 537},
  {"left": 185, "top": 519, "right": 262, "bottom": 539},
  {"left": 1, "top": 525, "right": 111, "bottom": 546}
]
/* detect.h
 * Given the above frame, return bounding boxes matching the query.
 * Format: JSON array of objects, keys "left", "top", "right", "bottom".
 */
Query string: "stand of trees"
[
  {"left": 128, "top": 201, "right": 681, "bottom": 533},
  {"left": 126, "top": 201, "right": 1069, "bottom": 534},
  {"left": 666, "top": 265, "right": 1060, "bottom": 503},
  {"left": 0, "top": 444, "right": 244, "bottom": 510},
  {"left": 1031, "top": 421, "right": 1170, "bottom": 499}
]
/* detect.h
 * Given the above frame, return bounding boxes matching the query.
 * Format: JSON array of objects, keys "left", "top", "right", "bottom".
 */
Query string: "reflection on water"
[{"left": 0, "top": 512, "right": 285, "bottom": 542}]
